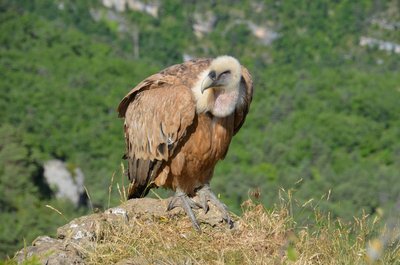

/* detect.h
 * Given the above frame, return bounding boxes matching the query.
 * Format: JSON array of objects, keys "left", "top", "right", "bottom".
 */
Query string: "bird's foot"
[
  {"left": 196, "top": 184, "right": 234, "bottom": 228},
  {"left": 167, "top": 190, "right": 201, "bottom": 231}
]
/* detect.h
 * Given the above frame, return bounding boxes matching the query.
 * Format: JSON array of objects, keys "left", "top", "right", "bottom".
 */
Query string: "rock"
[
  {"left": 359, "top": 37, "right": 400, "bottom": 54},
  {"left": 43, "top": 160, "right": 85, "bottom": 207},
  {"left": 247, "top": 22, "right": 279, "bottom": 45},
  {"left": 183, "top": 53, "right": 194, "bottom": 62},
  {"left": 102, "top": 0, "right": 159, "bottom": 17},
  {"left": 193, "top": 11, "right": 217, "bottom": 38},
  {"left": 14, "top": 236, "right": 85, "bottom": 265},
  {"left": 15, "top": 197, "right": 230, "bottom": 264}
]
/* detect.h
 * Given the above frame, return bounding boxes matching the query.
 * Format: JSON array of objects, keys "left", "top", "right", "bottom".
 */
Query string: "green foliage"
[
  {"left": 1, "top": 0, "right": 400, "bottom": 259},
  {"left": 0, "top": 124, "right": 85, "bottom": 258},
  {"left": 0, "top": 254, "right": 41, "bottom": 265}
]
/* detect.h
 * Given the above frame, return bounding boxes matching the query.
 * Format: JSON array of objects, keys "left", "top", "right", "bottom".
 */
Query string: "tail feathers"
[{"left": 127, "top": 157, "right": 162, "bottom": 199}]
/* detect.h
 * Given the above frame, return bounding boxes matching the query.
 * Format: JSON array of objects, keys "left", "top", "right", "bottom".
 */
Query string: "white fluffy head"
[
  {"left": 192, "top": 56, "right": 242, "bottom": 117},
  {"left": 205, "top": 55, "right": 241, "bottom": 90}
]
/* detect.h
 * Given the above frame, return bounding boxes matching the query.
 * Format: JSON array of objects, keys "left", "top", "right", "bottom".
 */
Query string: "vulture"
[{"left": 117, "top": 56, "right": 253, "bottom": 230}]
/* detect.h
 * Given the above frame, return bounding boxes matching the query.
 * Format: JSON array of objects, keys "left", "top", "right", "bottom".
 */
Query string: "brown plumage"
[{"left": 118, "top": 56, "right": 253, "bottom": 230}]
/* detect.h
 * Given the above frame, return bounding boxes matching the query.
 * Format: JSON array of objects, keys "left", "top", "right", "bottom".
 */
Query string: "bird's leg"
[
  {"left": 196, "top": 184, "right": 234, "bottom": 228},
  {"left": 167, "top": 189, "right": 201, "bottom": 231}
]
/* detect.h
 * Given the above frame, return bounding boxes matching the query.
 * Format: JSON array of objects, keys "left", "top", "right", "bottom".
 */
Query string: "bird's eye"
[
  {"left": 219, "top": 70, "right": 231, "bottom": 79},
  {"left": 208, "top": 70, "right": 216, "bottom": 80}
]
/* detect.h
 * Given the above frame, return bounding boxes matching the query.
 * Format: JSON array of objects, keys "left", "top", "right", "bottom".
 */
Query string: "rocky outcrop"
[
  {"left": 192, "top": 11, "right": 217, "bottom": 38},
  {"left": 359, "top": 37, "right": 400, "bottom": 54},
  {"left": 43, "top": 160, "right": 86, "bottom": 207},
  {"left": 102, "top": 0, "right": 159, "bottom": 17},
  {"left": 15, "top": 198, "right": 229, "bottom": 265}
]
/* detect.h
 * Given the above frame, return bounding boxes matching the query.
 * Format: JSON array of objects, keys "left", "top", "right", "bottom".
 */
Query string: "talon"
[
  {"left": 199, "top": 190, "right": 209, "bottom": 213},
  {"left": 167, "top": 196, "right": 179, "bottom": 211},
  {"left": 167, "top": 190, "right": 202, "bottom": 232},
  {"left": 196, "top": 184, "right": 234, "bottom": 228}
]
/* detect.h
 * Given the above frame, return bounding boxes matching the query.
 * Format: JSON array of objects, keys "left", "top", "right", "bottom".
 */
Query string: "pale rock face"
[
  {"left": 359, "top": 36, "right": 400, "bottom": 54},
  {"left": 183, "top": 53, "right": 194, "bottom": 62},
  {"left": 102, "top": 0, "right": 159, "bottom": 17},
  {"left": 193, "top": 11, "right": 217, "bottom": 38},
  {"left": 43, "top": 159, "right": 85, "bottom": 206},
  {"left": 247, "top": 22, "right": 279, "bottom": 45}
]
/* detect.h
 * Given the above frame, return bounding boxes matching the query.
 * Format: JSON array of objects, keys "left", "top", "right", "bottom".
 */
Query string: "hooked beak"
[{"left": 201, "top": 70, "right": 218, "bottom": 94}]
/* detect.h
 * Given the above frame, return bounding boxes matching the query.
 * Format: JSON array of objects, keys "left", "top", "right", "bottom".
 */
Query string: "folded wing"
[{"left": 118, "top": 78, "right": 196, "bottom": 198}]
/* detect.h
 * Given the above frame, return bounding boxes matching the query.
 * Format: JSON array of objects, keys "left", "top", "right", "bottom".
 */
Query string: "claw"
[
  {"left": 196, "top": 184, "right": 234, "bottom": 228},
  {"left": 167, "top": 195, "right": 179, "bottom": 211},
  {"left": 199, "top": 190, "right": 209, "bottom": 213},
  {"left": 167, "top": 190, "right": 201, "bottom": 231}
]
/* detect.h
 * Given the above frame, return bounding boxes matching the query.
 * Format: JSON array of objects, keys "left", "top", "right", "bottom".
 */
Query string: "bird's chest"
[
  {"left": 209, "top": 115, "right": 234, "bottom": 158},
  {"left": 166, "top": 113, "right": 235, "bottom": 193},
  {"left": 185, "top": 114, "right": 234, "bottom": 164}
]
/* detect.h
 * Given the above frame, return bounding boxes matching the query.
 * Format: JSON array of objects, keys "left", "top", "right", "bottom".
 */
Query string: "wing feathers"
[
  {"left": 233, "top": 66, "right": 254, "bottom": 134},
  {"left": 117, "top": 74, "right": 164, "bottom": 118},
  {"left": 122, "top": 83, "right": 195, "bottom": 198}
]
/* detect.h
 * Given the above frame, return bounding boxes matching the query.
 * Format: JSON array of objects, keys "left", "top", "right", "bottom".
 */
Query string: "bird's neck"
[
  {"left": 192, "top": 71, "right": 239, "bottom": 117},
  {"left": 193, "top": 85, "right": 239, "bottom": 117},
  {"left": 211, "top": 87, "right": 239, "bottom": 117}
]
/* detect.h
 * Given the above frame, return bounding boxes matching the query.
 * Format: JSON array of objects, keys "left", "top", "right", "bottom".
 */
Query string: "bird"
[{"left": 117, "top": 55, "right": 253, "bottom": 231}]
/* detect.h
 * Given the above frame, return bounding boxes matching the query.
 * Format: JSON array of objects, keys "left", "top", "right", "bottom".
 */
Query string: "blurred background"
[{"left": 1, "top": 0, "right": 399, "bottom": 259}]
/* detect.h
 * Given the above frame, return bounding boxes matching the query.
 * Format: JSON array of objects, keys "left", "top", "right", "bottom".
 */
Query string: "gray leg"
[
  {"left": 196, "top": 184, "right": 234, "bottom": 228},
  {"left": 167, "top": 189, "right": 201, "bottom": 231}
]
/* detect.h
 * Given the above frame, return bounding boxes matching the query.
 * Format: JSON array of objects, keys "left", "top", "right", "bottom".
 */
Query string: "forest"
[{"left": 1, "top": 0, "right": 399, "bottom": 259}]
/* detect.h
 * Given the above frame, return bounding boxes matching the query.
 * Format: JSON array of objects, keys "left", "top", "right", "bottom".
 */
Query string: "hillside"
[
  {"left": 1, "top": 0, "right": 400, "bottom": 260},
  {"left": 12, "top": 197, "right": 400, "bottom": 264}
]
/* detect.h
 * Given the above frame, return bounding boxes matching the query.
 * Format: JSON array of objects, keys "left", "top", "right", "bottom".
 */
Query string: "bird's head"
[
  {"left": 201, "top": 56, "right": 242, "bottom": 94},
  {"left": 192, "top": 55, "right": 243, "bottom": 117}
]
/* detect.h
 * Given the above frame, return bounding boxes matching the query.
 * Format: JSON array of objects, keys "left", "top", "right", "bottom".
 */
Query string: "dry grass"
[{"left": 81, "top": 197, "right": 400, "bottom": 265}]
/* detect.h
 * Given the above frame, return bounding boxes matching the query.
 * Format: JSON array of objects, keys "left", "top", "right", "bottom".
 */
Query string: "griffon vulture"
[{"left": 117, "top": 56, "right": 253, "bottom": 230}]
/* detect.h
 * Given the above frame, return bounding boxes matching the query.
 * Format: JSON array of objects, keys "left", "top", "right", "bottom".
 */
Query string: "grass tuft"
[{"left": 82, "top": 198, "right": 400, "bottom": 264}]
